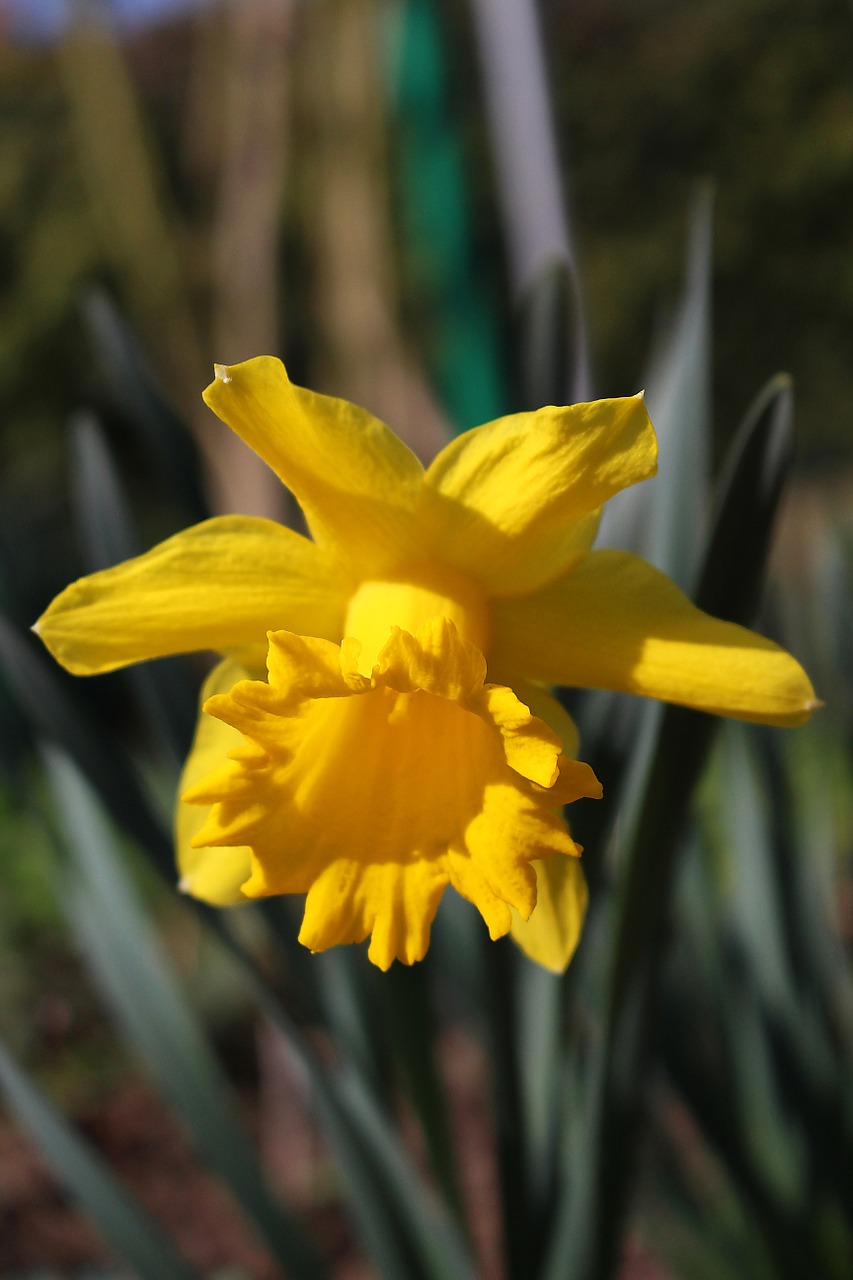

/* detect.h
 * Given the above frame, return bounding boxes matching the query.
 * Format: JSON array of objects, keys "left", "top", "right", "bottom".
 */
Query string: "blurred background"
[{"left": 0, "top": 1, "right": 851, "bottom": 1277}]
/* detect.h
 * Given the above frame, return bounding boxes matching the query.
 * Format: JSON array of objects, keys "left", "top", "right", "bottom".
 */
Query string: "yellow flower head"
[{"left": 36, "top": 357, "right": 817, "bottom": 971}]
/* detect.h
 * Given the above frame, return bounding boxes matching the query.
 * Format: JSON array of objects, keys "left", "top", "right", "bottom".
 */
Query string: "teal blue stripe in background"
[{"left": 380, "top": 0, "right": 508, "bottom": 433}]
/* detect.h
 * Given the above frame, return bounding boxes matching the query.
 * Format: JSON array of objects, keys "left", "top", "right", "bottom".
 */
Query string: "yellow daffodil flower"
[{"left": 35, "top": 357, "right": 817, "bottom": 971}]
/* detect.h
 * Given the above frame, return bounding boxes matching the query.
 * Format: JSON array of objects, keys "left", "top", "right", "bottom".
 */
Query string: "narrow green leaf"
[
  {"left": 468, "top": 0, "right": 590, "bottom": 402},
  {"left": 671, "top": 823, "right": 853, "bottom": 1272},
  {"left": 43, "top": 744, "right": 327, "bottom": 1280},
  {"left": 0, "top": 614, "right": 174, "bottom": 879},
  {"left": 644, "top": 186, "right": 713, "bottom": 590},
  {"left": 600, "top": 188, "right": 712, "bottom": 586},
  {"left": 517, "top": 258, "right": 576, "bottom": 411},
  {"left": 46, "top": 744, "right": 475, "bottom": 1280},
  {"left": 545, "top": 368, "right": 797, "bottom": 1280},
  {"left": 221, "top": 927, "right": 477, "bottom": 1280},
  {"left": 663, "top": 944, "right": 834, "bottom": 1280},
  {"left": 719, "top": 961, "right": 805, "bottom": 1210},
  {"left": 68, "top": 413, "right": 197, "bottom": 764},
  {"left": 382, "top": 960, "right": 467, "bottom": 1225},
  {"left": 69, "top": 410, "right": 137, "bottom": 567},
  {"left": 515, "top": 959, "right": 561, "bottom": 1216},
  {"left": 315, "top": 947, "right": 390, "bottom": 1104},
  {"left": 651, "top": 1106, "right": 779, "bottom": 1280},
  {"left": 0, "top": 1037, "right": 197, "bottom": 1280},
  {"left": 81, "top": 289, "right": 209, "bottom": 526},
  {"left": 321, "top": 1066, "right": 474, "bottom": 1280},
  {"left": 479, "top": 936, "right": 537, "bottom": 1280},
  {"left": 719, "top": 724, "right": 796, "bottom": 1017},
  {"left": 695, "top": 374, "right": 793, "bottom": 622}
]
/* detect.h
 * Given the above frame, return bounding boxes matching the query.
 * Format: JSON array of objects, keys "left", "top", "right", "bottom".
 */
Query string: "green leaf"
[
  {"left": 695, "top": 374, "right": 793, "bottom": 623},
  {"left": 0, "top": 614, "right": 175, "bottom": 880},
  {"left": 222, "top": 919, "right": 477, "bottom": 1280},
  {"left": 317, "top": 1065, "right": 474, "bottom": 1280},
  {"left": 467, "top": 0, "right": 590, "bottom": 402},
  {"left": 719, "top": 724, "right": 796, "bottom": 1017},
  {"left": 544, "top": 366, "right": 797, "bottom": 1280},
  {"left": 43, "top": 744, "right": 328, "bottom": 1280},
  {"left": 0, "top": 1037, "right": 197, "bottom": 1280},
  {"left": 514, "top": 955, "right": 563, "bottom": 1261},
  {"left": 644, "top": 186, "right": 713, "bottom": 591},
  {"left": 517, "top": 258, "right": 577, "bottom": 411},
  {"left": 315, "top": 947, "right": 391, "bottom": 1104},
  {"left": 68, "top": 412, "right": 197, "bottom": 765},
  {"left": 69, "top": 410, "right": 137, "bottom": 567},
  {"left": 45, "top": 744, "right": 475, "bottom": 1280},
  {"left": 81, "top": 289, "right": 209, "bottom": 526},
  {"left": 382, "top": 960, "right": 466, "bottom": 1225},
  {"left": 478, "top": 936, "right": 541, "bottom": 1280},
  {"left": 599, "top": 187, "right": 712, "bottom": 586}
]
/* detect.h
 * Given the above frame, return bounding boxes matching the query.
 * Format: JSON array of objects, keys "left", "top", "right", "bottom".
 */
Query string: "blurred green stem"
[{"left": 385, "top": 962, "right": 469, "bottom": 1230}]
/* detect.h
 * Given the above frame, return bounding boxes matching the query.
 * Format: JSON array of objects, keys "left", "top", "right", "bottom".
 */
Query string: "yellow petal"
[
  {"left": 187, "top": 621, "right": 599, "bottom": 968},
  {"left": 300, "top": 860, "right": 448, "bottom": 970},
  {"left": 491, "top": 550, "right": 818, "bottom": 726},
  {"left": 34, "top": 516, "right": 349, "bottom": 675},
  {"left": 421, "top": 393, "right": 656, "bottom": 595},
  {"left": 377, "top": 616, "right": 487, "bottom": 700},
  {"left": 473, "top": 684, "right": 562, "bottom": 785},
  {"left": 498, "top": 679, "right": 581, "bottom": 759},
  {"left": 509, "top": 857, "right": 588, "bottom": 973},
  {"left": 176, "top": 660, "right": 254, "bottom": 906},
  {"left": 203, "top": 357, "right": 424, "bottom": 576}
]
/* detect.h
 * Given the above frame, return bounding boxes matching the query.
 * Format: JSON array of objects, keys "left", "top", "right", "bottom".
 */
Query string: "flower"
[{"left": 36, "top": 357, "right": 817, "bottom": 970}]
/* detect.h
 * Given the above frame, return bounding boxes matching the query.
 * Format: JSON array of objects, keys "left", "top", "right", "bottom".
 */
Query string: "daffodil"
[{"left": 36, "top": 357, "right": 816, "bottom": 971}]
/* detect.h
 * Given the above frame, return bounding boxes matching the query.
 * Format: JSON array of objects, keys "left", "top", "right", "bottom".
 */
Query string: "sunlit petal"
[
  {"left": 203, "top": 357, "right": 424, "bottom": 576},
  {"left": 510, "top": 857, "right": 588, "bottom": 973},
  {"left": 176, "top": 660, "right": 255, "bottom": 906},
  {"left": 421, "top": 394, "right": 655, "bottom": 595},
  {"left": 492, "top": 550, "right": 817, "bottom": 726},
  {"left": 35, "top": 516, "right": 349, "bottom": 675}
]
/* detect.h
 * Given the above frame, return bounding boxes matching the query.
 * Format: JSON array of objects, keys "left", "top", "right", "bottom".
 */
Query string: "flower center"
[{"left": 344, "top": 561, "right": 491, "bottom": 672}]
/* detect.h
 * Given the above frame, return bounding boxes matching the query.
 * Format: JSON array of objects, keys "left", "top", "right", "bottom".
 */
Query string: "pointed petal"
[
  {"left": 176, "top": 660, "right": 254, "bottom": 906},
  {"left": 421, "top": 394, "right": 655, "bottom": 595},
  {"left": 35, "top": 516, "right": 349, "bottom": 675},
  {"left": 509, "top": 857, "right": 588, "bottom": 972},
  {"left": 203, "top": 358, "right": 424, "bottom": 575},
  {"left": 491, "top": 550, "right": 818, "bottom": 726}
]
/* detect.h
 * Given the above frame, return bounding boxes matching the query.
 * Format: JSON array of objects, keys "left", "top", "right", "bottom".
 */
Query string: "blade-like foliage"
[
  {"left": 43, "top": 743, "right": 328, "bottom": 1280},
  {"left": 69, "top": 412, "right": 197, "bottom": 763},
  {"left": 0, "top": 1037, "right": 198, "bottom": 1280},
  {"left": 0, "top": 614, "right": 175, "bottom": 879},
  {"left": 598, "top": 188, "right": 712, "bottom": 590},
  {"left": 469, "top": 0, "right": 590, "bottom": 401},
  {"left": 545, "top": 373, "right": 798, "bottom": 1280},
  {"left": 81, "top": 289, "right": 209, "bottom": 526}
]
